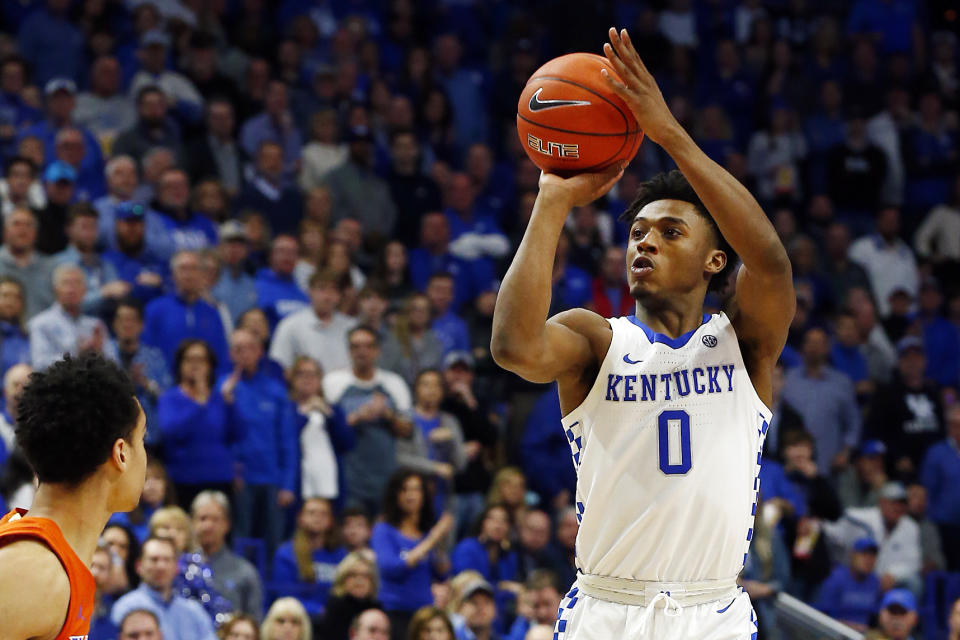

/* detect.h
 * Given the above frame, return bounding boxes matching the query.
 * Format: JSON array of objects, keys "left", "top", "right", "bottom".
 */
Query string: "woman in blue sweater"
[
  {"left": 371, "top": 469, "right": 454, "bottom": 640},
  {"left": 157, "top": 338, "right": 244, "bottom": 509},
  {"left": 451, "top": 503, "right": 521, "bottom": 620},
  {"left": 273, "top": 497, "right": 347, "bottom": 619}
]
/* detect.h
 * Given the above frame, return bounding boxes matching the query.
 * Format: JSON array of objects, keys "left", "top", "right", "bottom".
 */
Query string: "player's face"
[{"left": 625, "top": 200, "right": 724, "bottom": 303}]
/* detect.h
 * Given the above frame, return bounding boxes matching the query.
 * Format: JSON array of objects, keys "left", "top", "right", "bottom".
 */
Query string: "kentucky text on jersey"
[{"left": 604, "top": 364, "right": 736, "bottom": 402}]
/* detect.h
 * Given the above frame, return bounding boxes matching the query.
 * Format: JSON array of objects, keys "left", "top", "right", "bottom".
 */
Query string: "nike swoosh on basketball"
[
  {"left": 528, "top": 87, "right": 591, "bottom": 112},
  {"left": 622, "top": 354, "right": 643, "bottom": 365}
]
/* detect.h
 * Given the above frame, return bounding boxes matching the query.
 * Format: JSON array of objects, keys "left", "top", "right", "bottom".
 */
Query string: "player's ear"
[
  {"left": 704, "top": 248, "right": 726, "bottom": 276},
  {"left": 111, "top": 437, "right": 128, "bottom": 471}
]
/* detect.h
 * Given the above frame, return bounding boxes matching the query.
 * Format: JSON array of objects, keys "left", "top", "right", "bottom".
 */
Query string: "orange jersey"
[{"left": 0, "top": 508, "right": 96, "bottom": 640}]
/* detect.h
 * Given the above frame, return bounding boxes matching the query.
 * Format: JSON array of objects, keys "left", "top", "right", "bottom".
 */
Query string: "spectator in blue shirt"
[
  {"left": 228, "top": 327, "right": 299, "bottom": 558},
  {"left": 272, "top": 498, "right": 348, "bottom": 618},
  {"left": 156, "top": 338, "right": 240, "bottom": 509},
  {"left": 520, "top": 385, "right": 577, "bottom": 508},
  {"left": 443, "top": 173, "right": 508, "bottom": 284},
  {"left": 102, "top": 202, "right": 169, "bottom": 305},
  {"left": 0, "top": 276, "right": 31, "bottom": 382},
  {"left": 142, "top": 249, "right": 230, "bottom": 376},
  {"left": 18, "top": 80, "right": 103, "bottom": 186},
  {"left": 152, "top": 168, "right": 218, "bottom": 253},
  {"left": 113, "top": 299, "right": 171, "bottom": 448},
  {"left": 110, "top": 536, "right": 218, "bottom": 640},
  {"left": 95, "top": 156, "right": 174, "bottom": 263},
  {"left": 916, "top": 278, "right": 960, "bottom": 388},
  {"left": 550, "top": 231, "right": 592, "bottom": 314},
  {"left": 426, "top": 273, "right": 470, "bottom": 355},
  {"left": 901, "top": 92, "right": 957, "bottom": 212},
  {"left": 17, "top": 1, "right": 85, "bottom": 86},
  {"left": 452, "top": 502, "right": 520, "bottom": 622},
  {"left": 371, "top": 469, "right": 454, "bottom": 637},
  {"left": 212, "top": 220, "right": 258, "bottom": 324},
  {"left": 847, "top": 0, "right": 919, "bottom": 55},
  {"left": 830, "top": 312, "right": 871, "bottom": 393},
  {"left": 410, "top": 211, "right": 484, "bottom": 312},
  {"left": 0, "top": 57, "right": 41, "bottom": 155},
  {"left": 816, "top": 537, "right": 881, "bottom": 630},
  {"left": 53, "top": 126, "right": 105, "bottom": 202},
  {"left": 921, "top": 404, "right": 960, "bottom": 571},
  {"left": 255, "top": 234, "right": 309, "bottom": 330},
  {"left": 433, "top": 34, "right": 489, "bottom": 149}
]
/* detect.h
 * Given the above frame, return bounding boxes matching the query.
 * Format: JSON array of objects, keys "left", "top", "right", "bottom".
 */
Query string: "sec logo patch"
[{"left": 702, "top": 335, "right": 718, "bottom": 348}]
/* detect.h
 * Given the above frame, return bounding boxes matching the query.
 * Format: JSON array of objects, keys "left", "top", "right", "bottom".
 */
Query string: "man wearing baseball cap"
[
  {"left": 825, "top": 481, "right": 922, "bottom": 594},
  {"left": 18, "top": 77, "right": 105, "bottom": 192},
  {"left": 453, "top": 577, "right": 498, "bottom": 640},
  {"left": 101, "top": 202, "right": 169, "bottom": 304},
  {"left": 866, "top": 589, "right": 918, "bottom": 640},
  {"left": 836, "top": 440, "right": 888, "bottom": 509},
  {"left": 37, "top": 160, "right": 77, "bottom": 254},
  {"left": 815, "top": 536, "right": 880, "bottom": 631}
]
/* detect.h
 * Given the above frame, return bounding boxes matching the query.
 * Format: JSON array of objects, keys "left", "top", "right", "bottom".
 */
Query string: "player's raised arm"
[
  {"left": 601, "top": 29, "right": 794, "bottom": 390},
  {"left": 491, "top": 167, "right": 622, "bottom": 385}
]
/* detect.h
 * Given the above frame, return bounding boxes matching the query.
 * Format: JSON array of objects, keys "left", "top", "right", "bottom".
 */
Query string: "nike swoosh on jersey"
[
  {"left": 528, "top": 87, "right": 592, "bottom": 112},
  {"left": 622, "top": 354, "right": 643, "bottom": 365}
]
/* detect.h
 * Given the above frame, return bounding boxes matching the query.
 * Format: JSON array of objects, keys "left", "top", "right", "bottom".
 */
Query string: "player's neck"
[
  {"left": 26, "top": 481, "right": 114, "bottom": 565},
  {"left": 634, "top": 298, "right": 705, "bottom": 339}
]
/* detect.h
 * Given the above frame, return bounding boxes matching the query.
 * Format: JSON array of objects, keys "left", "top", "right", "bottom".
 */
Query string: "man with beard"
[
  {"left": 113, "top": 86, "right": 185, "bottom": 166},
  {"left": 102, "top": 202, "right": 169, "bottom": 304}
]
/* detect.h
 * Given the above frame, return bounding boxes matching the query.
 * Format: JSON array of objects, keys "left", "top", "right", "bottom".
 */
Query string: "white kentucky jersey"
[{"left": 562, "top": 311, "right": 772, "bottom": 583}]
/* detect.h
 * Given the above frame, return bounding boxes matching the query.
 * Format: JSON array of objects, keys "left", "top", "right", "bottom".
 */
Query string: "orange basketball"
[{"left": 517, "top": 52, "right": 643, "bottom": 176}]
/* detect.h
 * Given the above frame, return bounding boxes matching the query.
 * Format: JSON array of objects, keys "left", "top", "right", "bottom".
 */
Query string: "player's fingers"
[
  {"left": 600, "top": 68, "right": 631, "bottom": 100},
  {"left": 602, "top": 43, "right": 632, "bottom": 80},
  {"left": 608, "top": 27, "right": 642, "bottom": 77},
  {"left": 620, "top": 29, "right": 651, "bottom": 77}
]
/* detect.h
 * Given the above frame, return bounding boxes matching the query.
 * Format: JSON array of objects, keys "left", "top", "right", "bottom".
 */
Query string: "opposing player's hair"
[
  {"left": 620, "top": 170, "right": 738, "bottom": 292},
  {"left": 15, "top": 353, "right": 139, "bottom": 485}
]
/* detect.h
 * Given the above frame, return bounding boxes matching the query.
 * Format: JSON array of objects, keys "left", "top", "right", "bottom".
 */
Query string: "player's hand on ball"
[
  {"left": 602, "top": 28, "right": 678, "bottom": 144},
  {"left": 538, "top": 162, "right": 624, "bottom": 209}
]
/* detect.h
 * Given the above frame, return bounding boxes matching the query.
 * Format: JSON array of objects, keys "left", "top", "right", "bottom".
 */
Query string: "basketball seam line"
[{"left": 516, "top": 112, "right": 642, "bottom": 137}]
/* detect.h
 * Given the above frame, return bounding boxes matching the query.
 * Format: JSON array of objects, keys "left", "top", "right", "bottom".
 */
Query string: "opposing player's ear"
[
  {"left": 111, "top": 438, "right": 128, "bottom": 471},
  {"left": 704, "top": 249, "right": 727, "bottom": 276}
]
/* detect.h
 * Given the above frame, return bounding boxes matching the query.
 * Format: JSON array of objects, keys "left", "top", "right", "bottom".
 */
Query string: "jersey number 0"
[{"left": 658, "top": 410, "right": 692, "bottom": 475}]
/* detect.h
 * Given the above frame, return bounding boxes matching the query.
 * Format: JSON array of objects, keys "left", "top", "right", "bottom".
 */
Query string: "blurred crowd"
[{"left": 0, "top": 0, "right": 958, "bottom": 639}]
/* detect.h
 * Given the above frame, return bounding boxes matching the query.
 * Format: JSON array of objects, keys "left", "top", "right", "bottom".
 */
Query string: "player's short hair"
[
  {"left": 619, "top": 170, "right": 738, "bottom": 293},
  {"left": 16, "top": 353, "right": 139, "bottom": 485}
]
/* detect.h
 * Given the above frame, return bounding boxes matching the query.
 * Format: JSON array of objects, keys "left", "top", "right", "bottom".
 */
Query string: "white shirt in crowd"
[
  {"left": 269, "top": 308, "right": 357, "bottom": 372},
  {"left": 848, "top": 234, "right": 919, "bottom": 316}
]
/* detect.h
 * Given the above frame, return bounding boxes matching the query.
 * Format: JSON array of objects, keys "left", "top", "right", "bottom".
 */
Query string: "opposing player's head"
[
  {"left": 15, "top": 353, "right": 146, "bottom": 511},
  {"left": 620, "top": 170, "right": 737, "bottom": 303}
]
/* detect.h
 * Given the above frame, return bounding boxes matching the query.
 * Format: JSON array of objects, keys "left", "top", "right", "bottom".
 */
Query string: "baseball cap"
[
  {"left": 880, "top": 588, "right": 916, "bottom": 614},
  {"left": 116, "top": 202, "right": 146, "bottom": 222},
  {"left": 461, "top": 578, "right": 494, "bottom": 601},
  {"left": 879, "top": 481, "right": 907, "bottom": 502},
  {"left": 44, "top": 78, "right": 77, "bottom": 96},
  {"left": 43, "top": 161, "right": 77, "bottom": 184},
  {"left": 219, "top": 220, "right": 247, "bottom": 242},
  {"left": 443, "top": 350, "right": 474, "bottom": 370},
  {"left": 858, "top": 440, "right": 887, "bottom": 457},
  {"left": 141, "top": 29, "right": 171, "bottom": 48},
  {"left": 896, "top": 336, "right": 924, "bottom": 357},
  {"left": 852, "top": 536, "right": 879, "bottom": 553}
]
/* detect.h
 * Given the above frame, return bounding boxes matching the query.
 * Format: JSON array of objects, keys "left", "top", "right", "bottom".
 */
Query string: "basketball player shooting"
[
  {"left": 0, "top": 354, "right": 147, "bottom": 640},
  {"left": 491, "top": 28, "right": 795, "bottom": 640}
]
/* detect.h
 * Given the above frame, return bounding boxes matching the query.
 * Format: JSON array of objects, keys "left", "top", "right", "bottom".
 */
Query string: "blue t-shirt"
[
  {"left": 815, "top": 565, "right": 880, "bottom": 625},
  {"left": 370, "top": 522, "right": 435, "bottom": 612},
  {"left": 272, "top": 541, "right": 347, "bottom": 617}
]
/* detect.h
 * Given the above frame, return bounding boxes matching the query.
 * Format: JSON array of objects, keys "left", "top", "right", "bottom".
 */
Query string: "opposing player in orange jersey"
[{"left": 0, "top": 353, "right": 147, "bottom": 640}]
